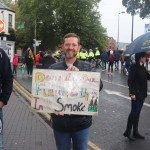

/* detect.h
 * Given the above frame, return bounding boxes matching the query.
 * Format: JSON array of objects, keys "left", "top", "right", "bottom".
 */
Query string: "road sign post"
[{"left": 0, "top": 20, "right": 5, "bottom": 33}]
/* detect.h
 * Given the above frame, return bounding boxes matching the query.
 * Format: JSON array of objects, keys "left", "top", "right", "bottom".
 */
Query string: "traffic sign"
[
  {"left": 0, "top": 20, "right": 5, "bottom": 33},
  {"left": 36, "top": 40, "right": 41, "bottom": 46}
]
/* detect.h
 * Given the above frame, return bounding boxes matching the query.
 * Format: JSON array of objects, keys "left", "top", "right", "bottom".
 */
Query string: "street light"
[
  {"left": 34, "top": 20, "right": 37, "bottom": 55},
  {"left": 117, "top": 11, "right": 125, "bottom": 50},
  {"left": 131, "top": 14, "right": 134, "bottom": 42}
]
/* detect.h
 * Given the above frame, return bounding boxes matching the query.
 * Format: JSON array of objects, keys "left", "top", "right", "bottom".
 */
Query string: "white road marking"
[
  {"left": 102, "top": 79, "right": 150, "bottom": 95},
  {"left": 104, "top": 89, "right": 150, "bottom": 108}
]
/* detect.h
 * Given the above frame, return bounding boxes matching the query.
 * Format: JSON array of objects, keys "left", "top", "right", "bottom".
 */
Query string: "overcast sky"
[{"left": 99, "top": 0, "right": 150, "bottom": 43}]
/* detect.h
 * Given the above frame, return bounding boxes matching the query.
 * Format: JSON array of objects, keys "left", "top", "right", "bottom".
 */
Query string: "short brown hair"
[{"left": 63, "top": 33, "right": 80, "bottom": 44}]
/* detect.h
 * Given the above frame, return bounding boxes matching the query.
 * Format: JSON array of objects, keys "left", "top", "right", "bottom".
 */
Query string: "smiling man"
[{"left": 49, "top": 33, "right": 103, "bottom": 150}]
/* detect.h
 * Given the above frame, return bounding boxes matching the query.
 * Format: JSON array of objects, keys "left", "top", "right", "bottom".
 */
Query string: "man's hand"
[
  {"left": 66, "top": 65, "right": 79, "bottom": 71},
  {"left": 130, "top": 95, "right": 136, "bottom": 100},
  {"left": 0, "top": 101, "right": 4, "bottom": 108}
]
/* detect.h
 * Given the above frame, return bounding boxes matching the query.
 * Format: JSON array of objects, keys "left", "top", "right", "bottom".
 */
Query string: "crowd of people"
[
  {"left": 11, "top": 46, "right": 150, "bottom": 79},
  {"left": 12, "top": 48, "right": 57, "bottom": 77}
]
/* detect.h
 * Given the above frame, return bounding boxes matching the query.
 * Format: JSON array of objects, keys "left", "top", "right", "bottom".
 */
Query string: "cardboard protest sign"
[{"left": 31, "top": 69, "right": 100, "bottom": 115}]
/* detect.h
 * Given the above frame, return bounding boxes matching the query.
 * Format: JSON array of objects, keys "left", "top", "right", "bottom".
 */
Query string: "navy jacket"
[{"left": 0, "top": 48, "right": 13, "bottom": 105}]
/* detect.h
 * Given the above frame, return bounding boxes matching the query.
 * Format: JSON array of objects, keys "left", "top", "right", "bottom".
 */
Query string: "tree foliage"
[
  {"left": 122, "top": 0, "right": 150, "bottom": 18},
  {"left": 5, "top": 0, "right": 107, "bottom": 51}
]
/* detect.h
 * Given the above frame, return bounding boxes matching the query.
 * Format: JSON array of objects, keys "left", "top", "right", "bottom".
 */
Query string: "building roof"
[{"left": 0, "top": 2, "right": 15, "bottom": 12}]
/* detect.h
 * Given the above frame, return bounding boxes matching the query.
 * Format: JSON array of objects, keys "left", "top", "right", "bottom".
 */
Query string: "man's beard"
[{"left": 65, "top": 49, "right": 77, "bottom": 59}]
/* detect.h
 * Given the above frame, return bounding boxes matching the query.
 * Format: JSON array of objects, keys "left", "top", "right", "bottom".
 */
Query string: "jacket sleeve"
[
  {"left": 0, "top": 50, "right": 13, "bottom": 105},
  {"left": 128, "top": 65, "right": 136, "bottom": 95}
]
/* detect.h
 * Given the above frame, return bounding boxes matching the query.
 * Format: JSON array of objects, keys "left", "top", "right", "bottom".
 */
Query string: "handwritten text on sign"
[{"left": 31, "top": 69, "right": 100, "bottom": 115}]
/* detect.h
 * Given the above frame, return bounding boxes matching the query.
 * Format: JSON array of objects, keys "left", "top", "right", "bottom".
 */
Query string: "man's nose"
[{"left": 68, "top": 45, "right": 74, "bottom": 49}]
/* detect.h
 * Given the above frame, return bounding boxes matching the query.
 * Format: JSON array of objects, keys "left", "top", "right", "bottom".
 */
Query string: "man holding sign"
[{"left": 49, "top": 33, "right": 103, "bottom": 150}]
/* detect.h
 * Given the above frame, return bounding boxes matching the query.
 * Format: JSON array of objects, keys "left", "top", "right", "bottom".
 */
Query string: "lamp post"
[
  {"left": 117, "top": 11, "right": 125, "bottom": 50},
  {"left": 34, "top": 20, "right": 37, "bottom": 55},
  {"left": 34, "top": 20, "right": 42, "bottom": 55},
  {"left": 131, "top": 14, "right": 134, "bottom": 42}
]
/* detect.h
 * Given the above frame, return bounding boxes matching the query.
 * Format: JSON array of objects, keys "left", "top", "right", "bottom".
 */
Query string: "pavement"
[{"left": 3, "top": 68, "right": 57, "bottom": 150}]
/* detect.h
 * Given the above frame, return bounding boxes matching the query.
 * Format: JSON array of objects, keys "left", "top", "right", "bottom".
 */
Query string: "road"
[
  {"left": 90, "top": 69, "right": 150, "bottom": 150},
  {"left": 15, "top": 66, "right": 150, "bottom": 150}
]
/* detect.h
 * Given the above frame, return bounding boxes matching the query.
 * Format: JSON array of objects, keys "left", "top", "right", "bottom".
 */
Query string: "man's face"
[{"left": 63, "top": 37, "right": 80, "bottom": 59}]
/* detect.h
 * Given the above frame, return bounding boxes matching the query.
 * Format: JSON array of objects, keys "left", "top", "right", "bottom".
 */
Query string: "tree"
[
  {"left": 16, "top": 0, "right": 107, "bottom": 51},
  {"left": 122, "top": 0, "right": 150, "bottom": 19},
  {"left": 54, "top": 0, "right": 106, "bottom": 49}
]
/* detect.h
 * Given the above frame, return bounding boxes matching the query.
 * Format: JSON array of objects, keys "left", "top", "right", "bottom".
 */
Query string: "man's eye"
[{"left": 65, "top": 44, "right": 70, "bottom": 47}]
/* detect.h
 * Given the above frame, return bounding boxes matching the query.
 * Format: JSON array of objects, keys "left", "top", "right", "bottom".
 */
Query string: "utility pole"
[
  {"left": 131, "top": 14, "right": 134, "bottom": 42},
  {"left": 117, "top": 11, "right": 125, "bottom": 50},
  {"left": 34, "top": 20, "right": 36, "bottom": 55}
]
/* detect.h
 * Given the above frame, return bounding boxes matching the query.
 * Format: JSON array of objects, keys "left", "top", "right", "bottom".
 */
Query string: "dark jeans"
[
  {"left": 26, "top": 63, "right": 34, "bottom": 75},
  {"left": 108, "top": 61, "right": 114, "bottom": 72},
  {"left": 121, "top": 62, "right": 124, "bottom": 72},
  {"left": 125, "top": 98, "right": 144, "bottom": 135},
  {"left": 130, "top": 98, "right": 144, "bottom": 117},
  {"left": 13, "top": 65, "right": 17, "bottom": 74},
  {"left": 102, "top": 60, "right": 107, "bottom": 69},
  {"left": 115, "top": 60, "right": 119, "bottom": 69}
]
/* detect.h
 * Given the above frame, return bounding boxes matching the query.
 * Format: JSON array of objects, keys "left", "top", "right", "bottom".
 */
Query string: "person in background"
[
  {"left": 94, "top": 47, "right": 101, "bottom": 67},
  {"left": 146, "top": 51, "right": 150, "bottom": 71},
  {"left": 124, "top": 56, "right": 131, "bottom": 76},
  {"left": 35, "top": 51, "right": 41, "bottom": 68},
  {"left": 120, "top": 52, "right": 125, "bottom": 73},
  {"left": 39, "top": 51, "right": 45, "bottom": 67},
  {"left": 114, "top": 50, "right": 120, "bottom": 70},
  {"left": 108, "top": 50, "right": 115, "bottom": 75},
  {"left": 42, "top": 51, "right": 56, "bottom": 69},
  {"left": 101, "top": 50, "right": 108, "bottom": 71},
  {"left": 0, "top": 48, "right": 13, "bottom": 149},
  {"left": 49, "top": 33, "right": 103, "bottom": 150},
  {"left": 25, "top": 48, "right": 35, "bottom": 77},
  {"left": 88, "top": 49, "right": 95, "bottom": 63},
  {"left": 12, "top": 53, "right": 18, "bottom": 75},
  {"left": 79, "top": 49, "right": 88, "bottom": 61},
  {"left": 60, "top": 51, "right": 65, "bottom": 61},
  {"left": 130, "top": 54, "right": 136, "bottom": 64},
  {"left": 123, "top": 52, "right": 150, "bottom": 141}
]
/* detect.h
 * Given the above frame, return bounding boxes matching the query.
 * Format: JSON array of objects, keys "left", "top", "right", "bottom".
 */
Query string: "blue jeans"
[
  {"left": 0, "top": 109, "right": 3, "bottom": 150},
  {"left": 53, "top": 127, "right": 90, "bottom": 150},
  {"left": 102, "top": 60, "right": 107, "bottom": 69}
]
